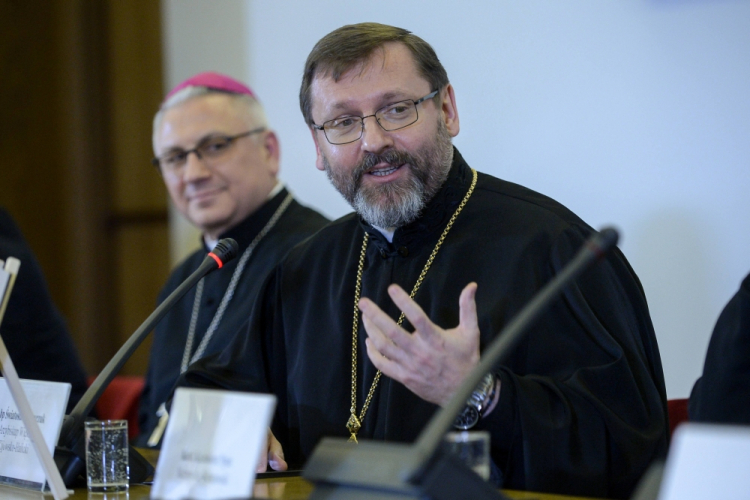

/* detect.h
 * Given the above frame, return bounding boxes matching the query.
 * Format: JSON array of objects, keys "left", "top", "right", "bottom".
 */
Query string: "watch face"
[{"left": 453, "top": 405, "right": 480, "bottom": 430}]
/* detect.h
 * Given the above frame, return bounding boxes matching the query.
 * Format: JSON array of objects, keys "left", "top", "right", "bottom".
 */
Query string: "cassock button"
[{"left": 398, "top": 246, "right": 409, "bottom": 257}]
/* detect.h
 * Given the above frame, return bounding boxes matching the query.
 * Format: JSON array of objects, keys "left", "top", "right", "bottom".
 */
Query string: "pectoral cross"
[
  {"left": 147, "top": 403, "right": 169, "bottom": 447},
  {"left": 346, "top": 413, "right": 361, "bottom": 443}
]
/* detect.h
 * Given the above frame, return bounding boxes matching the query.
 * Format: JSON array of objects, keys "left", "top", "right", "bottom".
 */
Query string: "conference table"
[
  {"left": 61, "top": 479, "right": 605, "bottom": 500},
  {"left": 0, "top": 476, "right": 605, "bottom": 500},
  {"left": 0, "top": 449, "right": 605, "bottom": 500}
]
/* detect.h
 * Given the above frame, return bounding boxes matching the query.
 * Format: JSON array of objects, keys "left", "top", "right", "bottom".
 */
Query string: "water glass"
[
  {"left": 442, "top": 430, "right": 491, "bottom": 480},
  {"left": 85, "top": 419, "right": 130, "bottom": 492}
]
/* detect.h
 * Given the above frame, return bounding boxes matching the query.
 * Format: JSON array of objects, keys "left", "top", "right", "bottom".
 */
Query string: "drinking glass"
[{"left": 85, "top": 420, "right": 129, "bottom": 492}]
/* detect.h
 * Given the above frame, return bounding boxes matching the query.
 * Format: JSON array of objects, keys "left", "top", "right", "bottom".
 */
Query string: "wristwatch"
[{"left": 453, "top": 373, "right": 497, "bottom": 430}]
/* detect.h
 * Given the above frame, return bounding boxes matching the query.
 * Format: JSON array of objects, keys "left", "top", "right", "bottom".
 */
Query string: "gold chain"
[{"left": 346, "top": 168, "right": 478, "bottom": 443}]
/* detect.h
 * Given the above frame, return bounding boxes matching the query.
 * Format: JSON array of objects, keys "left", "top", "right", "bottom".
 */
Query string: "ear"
[
  {"left": 440, "top": 84, "right": 460, "bottom": 137},
  {"left": 262, "top": 130, "right": 281, "bottom": 176},
  {"left": 311, "top": 127, "right": 326, "bottom": 171}
]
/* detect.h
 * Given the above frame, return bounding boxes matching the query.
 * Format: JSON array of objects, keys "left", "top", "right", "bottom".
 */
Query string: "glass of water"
[
  {"left": 442, "top": 430, "right": 491, "bottom": 480},
  {"left": 85, "top": 419, "right": 129, "bottom": 492}
]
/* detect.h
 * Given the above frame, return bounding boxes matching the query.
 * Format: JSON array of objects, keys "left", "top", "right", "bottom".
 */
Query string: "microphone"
[
  {"left": 55, "top": 238, "right": 239, "bottom": 487},
  {"left": 303, "top": 228, "right": 620, "bottom": 500},
  {"left": 412, "top": 227, "right": 619, "bottom": 458}
]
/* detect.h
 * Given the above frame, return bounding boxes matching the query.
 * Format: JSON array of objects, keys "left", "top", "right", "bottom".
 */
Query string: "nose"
[
  {"left": 360, "top": 115, "right": 393, "bottom": 154},
  {"left": 182, "top": 150, "right": 212, "bottom": 182}
]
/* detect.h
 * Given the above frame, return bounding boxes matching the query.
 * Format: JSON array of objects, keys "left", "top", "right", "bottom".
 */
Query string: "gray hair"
[{"left": 152, "top": 86, "right": 268, "bottom": 151}]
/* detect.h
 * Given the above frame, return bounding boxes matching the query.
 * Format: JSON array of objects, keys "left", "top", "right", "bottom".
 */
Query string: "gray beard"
[{"left": 323, "top": 119, "right": 454, "bottom": 229}]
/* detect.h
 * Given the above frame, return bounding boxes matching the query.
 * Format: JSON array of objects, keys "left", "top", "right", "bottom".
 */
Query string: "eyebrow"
[
  {"left": 328, "top": 91, "right": 414, "bottom": 115},
  {"left": 158, "top": 132, "right": 231, "bottom": 154}
]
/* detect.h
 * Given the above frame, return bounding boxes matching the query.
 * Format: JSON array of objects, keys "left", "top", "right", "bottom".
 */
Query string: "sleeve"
[
  {"left": 178, "top": 263, "right": 306, "bottom": 464},
  {"left": 0, "top": 208, "right": 90, "bottom": 414},
  {"left": 478, "top": 225, "right": 668, "bottom": 499},
  {"left": 689, "top": 272, "right": 750, "bottom": 423},
  {"left": 177, "top": 264, "right": 283, "bottom": 396},
  {"left": 136, "top": 280, "right": 179, "bottom": 446}
]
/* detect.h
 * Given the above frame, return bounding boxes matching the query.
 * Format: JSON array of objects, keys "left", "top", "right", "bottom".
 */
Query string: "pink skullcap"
[{"left": 164, "top": 71, "right": 257, "bottom": 102}]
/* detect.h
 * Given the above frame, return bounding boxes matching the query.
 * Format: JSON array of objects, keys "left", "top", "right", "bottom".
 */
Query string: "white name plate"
[
  {"left": 0, "top": 378, "right": 70, "bottom": 490},
  {"left": 151, "top": 388, "right": 276, "bottom": 500},
  {"left": 659, "top": 422, "right": 750, "bottom": 499}
]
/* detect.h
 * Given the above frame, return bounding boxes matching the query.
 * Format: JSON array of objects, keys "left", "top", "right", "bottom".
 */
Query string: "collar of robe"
[{"left": 201, "top": 186, "right": 292, "bottom": 252}]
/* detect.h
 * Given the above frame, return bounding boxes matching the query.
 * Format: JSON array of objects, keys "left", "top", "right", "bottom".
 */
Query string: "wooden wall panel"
[
  {"left": 0, "top": 0, "right": 71, "bottom": 314},
  {"left": 1, "top": 0, "right": 168, "bottom": 377},
  {"left": 108, "top": 0, "right": 168, "bottom": 212},
  {"left": 114, "top": 224, "right": 168, "bottom": 376},
  {"left": 105, "top": 0, "right": 169, "bottom": 375}
]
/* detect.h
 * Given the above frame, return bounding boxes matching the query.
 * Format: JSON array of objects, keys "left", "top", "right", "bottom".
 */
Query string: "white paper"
[
  {"left": 0, "top": 269, "right": 9, "bottom": 300},
  {"left": 658, "top": 423, "right": 750, "bottom": 500},
  {"left": 0, "top": 379, "right": 71, "bottom": 489},
  {"left": 151, "top": 388, "right": 276, "bottom": 500}
]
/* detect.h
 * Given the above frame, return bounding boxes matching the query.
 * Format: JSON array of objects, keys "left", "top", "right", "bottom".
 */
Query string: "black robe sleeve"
[
  {"left": 689, "top": 272, "right": 750, "bottom": 424},
  {"left": 0, "top": 208, "right": 90, "bottom": 413},
  {"left": 479, "top": 225, "right": 668, "bottom": 499}
]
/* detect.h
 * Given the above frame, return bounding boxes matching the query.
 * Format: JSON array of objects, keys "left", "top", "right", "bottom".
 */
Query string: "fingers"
[
  {"left": 268, "top": 431, "right": 288, "bottom": 471},
  {"left": 257, "top": 429, "right": 288, "bottom": 473},
  {"left": 459, "top": 282, "right": 478, "bottom": 336},
  {"left": 359, "top": 296, "right": 414, "bottom": 366},
  {"left": 365, "top": 336, "right": 401, "bottom": 379},
  {"left": 360, "top": 282, "right": 481, "bottom": 407},
  {"left": 386, "top": 285, "right": 439, "bottom": 343},
  {"left": 359, "top": 284, "right": 439, "bottom": 349},
  {"left": 256, "top": 433, "right": 269, "bottom": 473}
]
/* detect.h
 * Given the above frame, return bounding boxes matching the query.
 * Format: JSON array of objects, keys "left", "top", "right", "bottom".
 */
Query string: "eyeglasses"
[
  {"left": 312, "top": 90, "right": 438, "bottom": 145},
  {"left": 152, "top": 127, "right": 266, "bottom": 171}
]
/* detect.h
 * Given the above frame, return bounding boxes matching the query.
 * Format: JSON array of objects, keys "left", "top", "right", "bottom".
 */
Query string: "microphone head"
[
  {"left": 588, "top": 226, "right": 620, "bottom": 258},
  {"left": 211, "top": 238, "right": 240, "bottom": 265}
]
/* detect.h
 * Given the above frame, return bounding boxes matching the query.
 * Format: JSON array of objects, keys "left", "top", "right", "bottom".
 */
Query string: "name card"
[
  {"left": 0, "top": 378, "right": 70, "bottom": 490},
  {"left": 151, "top": 388, "right": 276, "bottom": 500},
  {"left": 658, "top": 423, "right": 750, "bottom": 499}
]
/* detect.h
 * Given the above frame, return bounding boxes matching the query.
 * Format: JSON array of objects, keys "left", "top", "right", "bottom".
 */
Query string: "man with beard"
[{"left": 182, "top": 24, "right": 668, "bottom": 499}]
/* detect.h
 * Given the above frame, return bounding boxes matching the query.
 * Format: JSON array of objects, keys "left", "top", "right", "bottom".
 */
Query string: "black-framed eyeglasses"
[
  {"left": 311, "top": 90, "right": 439, "bottom": 145},
  {"left": 152, "top": 127, "right": 266, "bottom": 171}
]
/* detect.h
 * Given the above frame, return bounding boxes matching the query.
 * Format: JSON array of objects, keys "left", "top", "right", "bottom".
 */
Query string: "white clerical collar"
[
  {"left": 203, "top": 181, "right": 285, "bottom": 249},
  {"left": 372, "top": 224, "right": 396, "bottom": 243}
]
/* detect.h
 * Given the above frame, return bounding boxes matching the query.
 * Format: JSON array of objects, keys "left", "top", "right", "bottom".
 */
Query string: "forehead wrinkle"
[
  {"left": 323, "top": 45, "right": 388, "bottom": 83},
  {"left": 156, "top": 97, "right": 254, "bottom": 152}
]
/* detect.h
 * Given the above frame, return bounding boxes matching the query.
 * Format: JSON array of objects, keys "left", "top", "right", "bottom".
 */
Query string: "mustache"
[{"left": 352, "top": 149, "right": 417, "bottom": 185}]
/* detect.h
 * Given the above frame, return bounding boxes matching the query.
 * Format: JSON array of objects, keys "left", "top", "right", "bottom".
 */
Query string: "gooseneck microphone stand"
[{"left": 54, "top": 238, "right": 239, "bottom": 487}]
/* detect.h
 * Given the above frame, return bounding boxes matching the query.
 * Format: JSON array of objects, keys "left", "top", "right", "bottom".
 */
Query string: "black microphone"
[
  {"left": 303, "top": 228, "right": 620, "bottom": 500},
  {"left": 412, "top": 227, "right": 619, "bottom": 458},
  {"left": 55, "top": 238, "right": 239, "bottom": 487}
]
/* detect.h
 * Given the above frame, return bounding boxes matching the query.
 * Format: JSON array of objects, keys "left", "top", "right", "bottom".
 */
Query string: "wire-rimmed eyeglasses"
[
  {"left": 152, "top": 127, "right": 266, "bottom": 171},
  {"left": 312, "top": 90, "right": 438, "bottom": 145}
]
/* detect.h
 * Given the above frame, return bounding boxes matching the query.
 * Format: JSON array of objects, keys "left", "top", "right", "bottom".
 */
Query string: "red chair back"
[{"left": 89, "top": 376, "right": 145, "bottom": 440}]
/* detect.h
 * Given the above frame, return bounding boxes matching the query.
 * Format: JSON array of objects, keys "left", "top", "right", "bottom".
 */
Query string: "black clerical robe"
[
  {"left": 183, "top": 150, "right": 668, "bottom": 499},
  {"left": 137, "top": 188, "right": 328, "bottom": 445},
  {"left": 689, "top": 272, "right": 750, "bottom": 423},
  {"left": 0, "top": 208, "right": 89, "bottom": 413}
]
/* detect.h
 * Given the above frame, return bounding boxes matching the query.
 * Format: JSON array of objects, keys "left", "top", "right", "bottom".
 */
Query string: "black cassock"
[
  {"left": 690, "top": 272, "right": 750, "bottom": 423},
  {"left": 137, "top": 188, "right": 328, "bottom": 445},
  {"left": 183, "top": 149, "right": 668, "bottom": 499}
]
